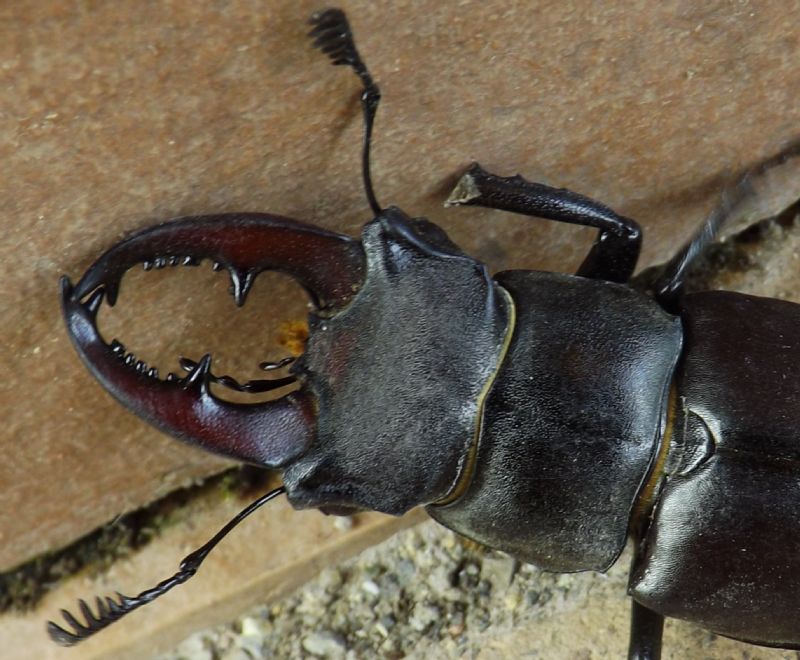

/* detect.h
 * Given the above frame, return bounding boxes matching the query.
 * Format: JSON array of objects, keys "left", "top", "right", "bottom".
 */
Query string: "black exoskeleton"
[{"left": 52, "top": 8, "right": 800, "bottom": 659}]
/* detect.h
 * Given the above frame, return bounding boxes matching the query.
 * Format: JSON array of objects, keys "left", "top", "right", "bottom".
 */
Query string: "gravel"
[{"left": 158, "top": 519, "right": 613, "bottom": 659}]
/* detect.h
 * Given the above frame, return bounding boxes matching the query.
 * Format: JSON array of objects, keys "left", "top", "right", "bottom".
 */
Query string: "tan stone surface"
[{"left": 2, "top": 0, "right": 799, "bottom": 573}]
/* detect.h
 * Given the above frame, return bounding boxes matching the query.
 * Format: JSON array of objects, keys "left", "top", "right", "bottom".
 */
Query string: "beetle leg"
[
  {"left": 627, "top": 600, "right": 664, "bottom": 660},
  {"left": 655, "top": 138, "right": 800, "bottom": 309},
  {"left": 446, "top": 162, "right": 642, "bottom": 283}
]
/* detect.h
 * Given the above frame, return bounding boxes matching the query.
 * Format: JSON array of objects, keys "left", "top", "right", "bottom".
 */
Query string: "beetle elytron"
[{"left": 50, "top": 8, "right": 800, "bottom": 659}]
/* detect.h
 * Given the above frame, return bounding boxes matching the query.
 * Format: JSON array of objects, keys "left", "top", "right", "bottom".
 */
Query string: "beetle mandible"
[{"left": 50, "top": 8, "right": 800, "bottom": 659}]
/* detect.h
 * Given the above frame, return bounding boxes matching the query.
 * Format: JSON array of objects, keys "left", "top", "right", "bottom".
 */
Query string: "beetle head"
[
  {"left": 62, "top": 208, "right": 509, "bottom": 516},
  {"left": 283, "top": 207, "right": 510, "bottom": 515}
]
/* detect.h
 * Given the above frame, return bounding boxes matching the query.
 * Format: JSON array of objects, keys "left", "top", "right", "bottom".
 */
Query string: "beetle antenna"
[
  {"left": 46, "top": 486, "right": 286, "bottom": 646},
  {"left": 309, "top": 8, "right": 383, "bottom": 216}
]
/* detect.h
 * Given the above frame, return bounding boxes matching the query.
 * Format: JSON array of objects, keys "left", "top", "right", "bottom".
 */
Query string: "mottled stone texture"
[{"left": 1, "top": 0, "right": 799, "bottom": 572}]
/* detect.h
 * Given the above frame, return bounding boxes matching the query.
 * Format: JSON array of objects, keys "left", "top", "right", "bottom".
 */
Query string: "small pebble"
[
  {"left": 362, "top": 578, "right": 380, "bottom": 596},
  {"left": 239, "top": 617, "right": 261, "bottom": 638},
  {"left": 480, "top": 554, "right": 518, "bottom": 593},
  {"left": 409, "top": 602, "right": 441, "bottom": 632},
  {"left": 333, "top": 516, "right": 354, "bottom": 531},
  {"left": 219, "top": 649, "right": 252, "bottom": 660},
  {"left": 165, "top": 635, "right": 213, "bottom": 660},
  {"left": 318, "top": 567, "right": 344, "bottom": 591},
  {"left": 302, "top": 631, "right": 347, "bottom": 658}
]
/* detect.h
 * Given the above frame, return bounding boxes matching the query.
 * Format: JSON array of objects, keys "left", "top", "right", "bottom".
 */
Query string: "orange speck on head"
[{"left": 277, "top": 320, "right": 309, "bottom": 356}]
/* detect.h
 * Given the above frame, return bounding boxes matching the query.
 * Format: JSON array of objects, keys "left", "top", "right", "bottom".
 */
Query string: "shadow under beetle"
[{"left": 51, "top": 8, "right": 800, "bottom": 659}]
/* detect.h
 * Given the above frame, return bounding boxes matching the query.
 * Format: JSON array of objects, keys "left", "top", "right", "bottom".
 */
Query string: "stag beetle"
[{"left": 50, "top": 7, "right": 800, "bottom": 659}]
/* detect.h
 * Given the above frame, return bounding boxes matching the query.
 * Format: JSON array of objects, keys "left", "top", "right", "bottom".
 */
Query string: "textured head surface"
[{"left": 284, "top": 208, "right": 510, "bottom": 514}]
